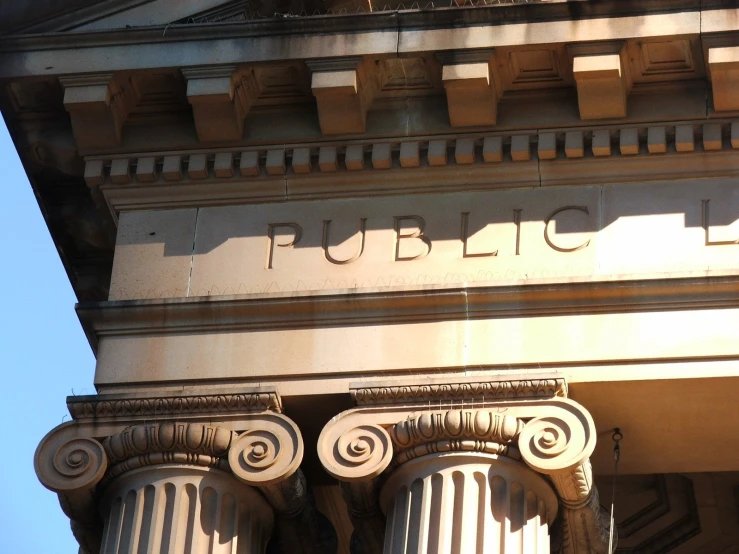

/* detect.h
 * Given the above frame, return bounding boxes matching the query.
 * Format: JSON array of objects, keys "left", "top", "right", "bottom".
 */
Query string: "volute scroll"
[
  {"left": 228, "top": 412, "right": 304, "bottom": 486},
  {"left": 318, "top": 420, "right": 393, "bottom": 482},
  {"left": 518, "top": 405, "right": 596, "bottom": 475},
  {"left": 35, "top": 424, "right": 108, "bottom": 494}
]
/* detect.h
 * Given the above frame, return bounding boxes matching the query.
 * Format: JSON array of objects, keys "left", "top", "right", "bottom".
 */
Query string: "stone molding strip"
[
  {"left": 86, "top": 120, "right": 739, "bottom": 183},
  {"left": 77, "top": 275, "right": 739, "bottom": 352},
  {"left": 67, "top": 388, "right": 283, "bottom": 421},
  {"left": 350, "top": 377, "right": 567, "bottom": 405}
]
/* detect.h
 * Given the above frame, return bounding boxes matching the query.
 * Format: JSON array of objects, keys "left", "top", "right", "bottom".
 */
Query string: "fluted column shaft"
[
  {"left": 379, "top": 453, "right": 558, "bottom": 554},
  {"left": 99, "top": 465, "right": 273, "bottom": 554}
]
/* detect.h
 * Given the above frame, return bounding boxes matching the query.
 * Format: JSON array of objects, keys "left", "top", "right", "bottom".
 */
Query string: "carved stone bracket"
[
  {"left": 318, "top": 377, "right": 613, "bottom": 554},
  {"left": 708, "top": 46, "right": 739, "bottom": 112},
  {"left": 437, "top": 49, "right": 498, "bottom": 127},
  {"left": 59, "top": 73, "right": 138, "bottom": 150},
  {"left": 182, "top": 65, "right": 259, "bottom": 143},
  {"left": 569, "top": 41, "right": 631, "bottom": 120},
  {"left": 307, "top": 57, "right": 376, "bottom": 135}
]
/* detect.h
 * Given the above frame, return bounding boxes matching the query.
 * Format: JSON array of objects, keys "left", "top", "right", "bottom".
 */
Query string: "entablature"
[{"left": 5, "top": 2, "right": 739, "bottom": 303}]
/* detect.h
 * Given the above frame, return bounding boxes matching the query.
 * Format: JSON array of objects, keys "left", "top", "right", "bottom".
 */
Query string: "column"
[
  {"left": 99, "top": 464, "right": 272, "bottom": 554},
  {"left": 379, "top": 453, "right": 557, "bottom": 554}
]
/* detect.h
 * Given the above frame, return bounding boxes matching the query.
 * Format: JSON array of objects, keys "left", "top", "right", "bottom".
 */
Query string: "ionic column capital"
[
  {"left": 37, "top": 412, "right": 304, "bottom": 494},
  {"left": 34, "top": 388, "right": 322, "bottom": 554},
  {"left": 318, "top": 376, "right": 612, "bottom": 554},
  {"left": 318, "top": 397, "right": 595, "bottom": 486}
]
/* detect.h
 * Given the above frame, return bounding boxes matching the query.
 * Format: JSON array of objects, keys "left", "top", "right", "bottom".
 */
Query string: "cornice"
[
  {"left": 0, "top": 1, "right": 707, "bottom": 48},
  {"left": 0, "top": 4, "right": 726, "bottom": 78},
  {"left": 0, "top": 12, "right": 400, "bottom": 52},
  {"left": 76, "top": 275, "right": 739, "bottom": 353}
]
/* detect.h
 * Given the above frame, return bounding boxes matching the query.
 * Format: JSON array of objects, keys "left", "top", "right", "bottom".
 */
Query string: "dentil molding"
[{"left": 84, "top": 119, "right": 739, "bottom": 216}]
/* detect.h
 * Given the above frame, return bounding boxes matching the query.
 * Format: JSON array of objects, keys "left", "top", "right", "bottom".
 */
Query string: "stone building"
[{"left": 3, "top": 0, "right": 739, "bottom": 552}]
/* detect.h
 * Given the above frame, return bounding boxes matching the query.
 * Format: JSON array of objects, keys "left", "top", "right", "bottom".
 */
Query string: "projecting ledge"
[{"left": 76, "top": 274, "right": 739, "bottom": 352}]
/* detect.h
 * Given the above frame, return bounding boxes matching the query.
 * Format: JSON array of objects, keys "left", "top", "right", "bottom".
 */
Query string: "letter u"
[{"left": 322, "top": 219, "right": 367, "bottom": 265}]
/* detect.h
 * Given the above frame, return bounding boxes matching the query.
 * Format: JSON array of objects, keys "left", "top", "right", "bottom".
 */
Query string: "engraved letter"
[
  {"left": 393, "top": 215, "right": 432, "bottom": 261},
  {"left": 322, "top": 218, "right": 367, "bottom": 265},
  {"left": 460, "top": 212, "right": 497, "bottom": 258},
  {"left": 265, "top": 223, "right": 303, "bottom": 269},
  {"left": 543, "top": 206, "right": 591, "bottom": 253},
  {"left": 513, "top": 208, "right": 522, "bottom": 256},
  {"left": 702, "top": 199, "right": 739, "bottom": 246}
]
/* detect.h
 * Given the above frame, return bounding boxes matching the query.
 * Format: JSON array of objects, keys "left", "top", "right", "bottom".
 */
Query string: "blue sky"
[{"left": 0, "top": 117, "right": 94, "bottom": 552}]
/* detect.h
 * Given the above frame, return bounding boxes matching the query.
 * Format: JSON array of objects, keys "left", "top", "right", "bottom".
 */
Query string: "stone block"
[
  {"left": 427, "top": 140, "right": 447, "bottom": 166},
  {"left": 647, "top": 127, "right": 666, "bottom": 153},
  {"left": 372, "top": 143, "right": 392, "bottom": 169},
  {"left": 187, "top": 154, "right": 208, "bottom": 179},
  {"left": 292, "top": 148, "right": 312, "bottom": 174},
  {"left": 136, "top": 157, "right": 157, "bottom": 182},
  {"left": 240, "top": 151, "right": 260, "bottom": 176},
  {"left": 213, "top": 153, "right": 234, "bottom": 178},
  {"left": 266, "top": 150, "right": 286, "bottom": 175},
  {"left": 703, "top": 123, "right": 722, "bottom": 151},
  {"left": 84, "top": 159, "right": 105, "bottom": 186},
  {"left": 455, "top": 138, "right": 475, "bottom": 164},
  {"left": 319, "top": 147, "right": 338, "bottom": 172},
  {"left": 345, "top": 145, "right": 365, "bottom": 170},
  {"left": 162, "top": 156, "right": 182, "bottom": 181},
  {"left": 538, "top": 132, "right": 557, "bottom": 160},
  {"left": 399, "top": 142, "right": 420, "bottom": 168},
  {"left": 675, "top": 125, "right": 694, "bottom": 152},
  {"left": 565, "top": 131, "right": 584, "bottom": 158},
  {"left": 591, "top": 130, "right": 611, "bottom": 156},
  {"left": 511, "top": 135, "right": 530, "bottom": 161},
  {"left": 109, "top": 159, "right": 130, "bottom": 184},
  {"left": 620, "top": 128, "right": 639, "bottom": 155},
  {"left": 482, "top": 137, "right": 502, "bottom": 162}
]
